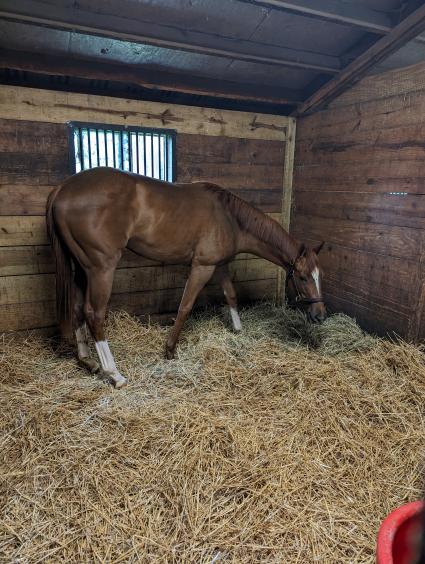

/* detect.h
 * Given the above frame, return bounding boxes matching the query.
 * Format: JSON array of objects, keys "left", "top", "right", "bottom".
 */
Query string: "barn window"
[{"left": 68, "top": 122, "right": 176, "bottom": 181}]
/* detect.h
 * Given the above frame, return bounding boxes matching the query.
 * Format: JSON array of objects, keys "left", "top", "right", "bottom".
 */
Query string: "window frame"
[{"left": 67, "top": 121, "right": 177, "bottom": 181}]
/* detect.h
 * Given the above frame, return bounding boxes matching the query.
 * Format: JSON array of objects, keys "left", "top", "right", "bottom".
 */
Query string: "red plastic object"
[{"left": 377, "top": 500, "right": 425, "bottom": 564}]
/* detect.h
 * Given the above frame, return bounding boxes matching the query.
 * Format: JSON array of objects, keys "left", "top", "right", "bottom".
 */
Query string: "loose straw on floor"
[{"left": 1, "top": 304, "right": 424, "bottom": 563}]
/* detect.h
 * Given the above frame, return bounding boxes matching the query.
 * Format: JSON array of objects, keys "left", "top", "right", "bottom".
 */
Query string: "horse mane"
[{"left": 204, "top": 183, "right": 300, "bottom": 258}]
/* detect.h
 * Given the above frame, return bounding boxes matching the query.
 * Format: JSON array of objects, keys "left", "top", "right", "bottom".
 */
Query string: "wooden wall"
[
  {"left": 292, "top": 61, "right": 425, "bottom": 341},
  {"left": 0, "top": 86, "right": 293, "bottom": 333}
]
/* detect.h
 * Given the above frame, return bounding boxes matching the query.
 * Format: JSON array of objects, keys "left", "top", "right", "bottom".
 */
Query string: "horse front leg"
[
  {"left": 166, "top": 264, "right": 216, "bottom": 359},
  {"left": 216, "top": 264, "right": 242, "bottom": 332}
]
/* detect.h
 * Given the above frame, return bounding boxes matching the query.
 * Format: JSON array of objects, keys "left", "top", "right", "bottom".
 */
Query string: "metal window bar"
[
  {"left": 95, "top": 129, "right": 100, "bottom": 167},
  {"left": 164, "top": 133, "right": 168, "bottom": 181},
  {"left": 87, "top": 129, "right": 93, "bottom": 169},
  {"left": 68, "top": 122, "right": 176, "bottom": 181},
  {"left": 142, "top": 133, "right": 147, "bottom": 176}
]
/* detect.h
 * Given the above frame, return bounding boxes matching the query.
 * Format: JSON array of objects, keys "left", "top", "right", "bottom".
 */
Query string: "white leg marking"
[
  {"left": 312, "top": 267, "right": 321, "bottom": 294},
  {"left": 76, "top": 324, "right": 90, "bottom": 360},
  {"left": 230, "top": 307, "right": 242, "bottom": 331},
  {"left": 95, "top": 340, "right": 127, "bottom": 388}
]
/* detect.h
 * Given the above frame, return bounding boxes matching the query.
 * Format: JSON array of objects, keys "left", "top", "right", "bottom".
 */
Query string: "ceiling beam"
[
  {"left": 0, "top": 48, "right": 302, "bottom": 106},
  {"left": 239, "top": 0, "right": 425, "bottom": 43},
  {"left": 239, "top": 0, "right": 393, "bottom": 33},
  {"left": 294, "top": 4, "right": 425, "bottom": 116},
  {"left": 0, "top": 0, "right": 340, "bottom": 74}
]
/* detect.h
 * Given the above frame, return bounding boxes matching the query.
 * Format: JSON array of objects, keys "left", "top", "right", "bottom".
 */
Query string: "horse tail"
[{"left": 46, "top": 187, "right": 74, "bottom": 341}]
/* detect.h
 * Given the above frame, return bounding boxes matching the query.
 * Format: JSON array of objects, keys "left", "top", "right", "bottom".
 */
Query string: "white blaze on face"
[{"left": 312, "top": 267, "right": 321, "bottom": 295}]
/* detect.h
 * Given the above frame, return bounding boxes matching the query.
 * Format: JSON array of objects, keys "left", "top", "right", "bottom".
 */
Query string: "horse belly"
[{"left": 127, "top": 235, "right": 194, "bottom": 264}]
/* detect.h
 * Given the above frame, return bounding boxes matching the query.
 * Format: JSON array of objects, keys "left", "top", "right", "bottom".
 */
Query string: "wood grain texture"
[
  {"left": 297, "top": 98, "right": 425, "bottom": 144},
  {"left": 291, "top": 215, "right": 422, "bottom": 260},
  {"left": 329, "top": 60, "right": 425, "bottom": 109},
  {"left": 0, "top": 123, "right": 285, "bottom": 215},
  {"left": 410, "top": 233, "right": 425, "bottom": 340},
  {"left": 295, "top": 6, "right": 425, "bottom": 115},
  {"left": 0, "top": 184, "right": 282, "bottom": 216},
  {"left": 323, "top": 291, "right": 411, "bottom": 337},
  {"left": 0, "top": 93, "right": 288, "bottom": 332},
  {"left": 294, "top": 191, "right": 425, "bottom": 230},
  {"left": 0, "top": 86, "right": 289, "bottom": 141},
  {"left": 0, "top": 277, "right": 276, "bottom": 332},
  {"left": 0, "top": 259, "right": 277, "bottom": 305},
  {"left": 277, "top": 117, "right": 296, "bottom": 305},
  {"left": 0, "top": 245, "right": 263, "bottom": 277},
  {"left": 292, "top": 60, "right": 425, "bottom": 340}
]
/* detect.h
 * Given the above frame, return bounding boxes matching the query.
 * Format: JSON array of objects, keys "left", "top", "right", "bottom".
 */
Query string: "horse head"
[{"left": 286, "top": 242, "right": 326, "bottom": 323}]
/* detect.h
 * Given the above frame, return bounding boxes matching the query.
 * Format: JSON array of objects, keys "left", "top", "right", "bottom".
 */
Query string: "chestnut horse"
[{"left": 46, "top": 167, "right": 326, "bottom": 388}]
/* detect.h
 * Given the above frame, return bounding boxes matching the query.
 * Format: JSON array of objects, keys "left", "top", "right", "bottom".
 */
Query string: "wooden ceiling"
[{"left": 1, "top": 0, "right": 425, "bottom": 115}]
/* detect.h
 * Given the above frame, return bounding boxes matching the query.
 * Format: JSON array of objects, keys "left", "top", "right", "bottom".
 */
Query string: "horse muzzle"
[{"left": 308, "top": 302, "right": 327, "bottom": 324}]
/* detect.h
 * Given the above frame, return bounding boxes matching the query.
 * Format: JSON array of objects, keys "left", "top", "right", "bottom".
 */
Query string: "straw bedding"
[{"left": 1, "top": 304, "right": 425, "bottom": 563}]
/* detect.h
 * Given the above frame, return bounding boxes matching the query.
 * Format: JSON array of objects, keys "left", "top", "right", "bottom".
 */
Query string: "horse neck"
[{"left": 237, "top": 220, "right": 301, "bottom": 268}]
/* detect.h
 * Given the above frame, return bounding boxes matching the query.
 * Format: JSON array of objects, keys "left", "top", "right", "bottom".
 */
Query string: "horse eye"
[{"left": 299, "top": 275, "right": 308, "bottom": 282}]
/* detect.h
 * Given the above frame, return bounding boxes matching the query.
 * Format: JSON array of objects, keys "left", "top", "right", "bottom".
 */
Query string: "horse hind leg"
[
  {"left": 73, "top": 264, "right": 100, "bottom": 374},
  {"left": 216, "top": 264, "right": 242, "bottom": 332},
  {"left": 84, "top": 265, "right": 127, "bottom": 389}
]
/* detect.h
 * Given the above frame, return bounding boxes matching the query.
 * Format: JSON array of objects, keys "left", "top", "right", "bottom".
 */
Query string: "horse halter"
[{"left": 286, "top": 262, "right": 324, "bottom": 305}]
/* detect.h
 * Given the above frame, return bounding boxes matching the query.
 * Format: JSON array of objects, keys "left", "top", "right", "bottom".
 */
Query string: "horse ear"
[
  {"left": 314, "top": 241, "right": 325, "bottom": 255},
  {"left": 299, "top": 243, "right": 306, "bottom": 258}
]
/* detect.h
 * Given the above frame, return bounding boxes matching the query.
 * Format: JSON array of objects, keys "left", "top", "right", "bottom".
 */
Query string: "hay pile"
[{"left": 1, "top": 304, "right": 425, "bottom": 563}]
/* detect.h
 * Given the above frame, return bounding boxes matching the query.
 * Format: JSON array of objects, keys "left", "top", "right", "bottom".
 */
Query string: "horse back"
[{"left": 53, "top": 167, "right": 239, "bottom": 266}]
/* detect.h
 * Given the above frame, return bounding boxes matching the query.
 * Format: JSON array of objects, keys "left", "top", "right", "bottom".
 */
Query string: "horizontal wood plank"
[
  {"left": 0, "top": 184, "right": 282, "bottom": 216},
  {"left": 0, "top": 152, "right": 69, "bottom": 185},
  {"left": 0, "top": 279, "right": 276, "bottom": 332},
  {"left": 297, "top": 88, "right": 425, "bottom": 143},
  {"left": 178, "top": 163, "right": 284, "bottom": 191},
  {"left": 0, "top": 258, "right": 277, "bottom": 306},
  {"left": 0, "top": 104, "right": 287, "bottom": 333},
  {"left": 0, "top": 245, "right": 265, "bottom": 277},
  {"left": 296, "top": 126, "right": 425, "bottom": 166},
  {"left": 0, "top": 118, "right": 68, "bottom": 153},
  {"left": 323, "top": 291, "right": 411, "bottom": 337},
  {"left": 294, "top": 191, "right": 425, "bottom": 229},
  {"left": 329, "top": 60, "right": 425, "bottom": 109},
  {"left": 291, "top": 215, "right": 422, "bottom": 259},
  {"left": 311, "top": 242, "right": 416, "bottom": 294},
  {"left": 296, "top": 242, "right": 416, "bottom": 317},
  {"left": 0, "top": 86, "right": 289, "bottom": 141},
  {"left": 293, "top": 60, "right": 425, "bottom": 340},
  {"left": 0, "top": 184, "right": 54, "bottom": 215},
  {"left": 0, "top": 216, "right": 47, "bottom": 246},
  {"left": 178, "top": 134, "right": 285, "bottom": 165},
  {"left": 294, "top": 161, "right": 425, "bottom": 194}
]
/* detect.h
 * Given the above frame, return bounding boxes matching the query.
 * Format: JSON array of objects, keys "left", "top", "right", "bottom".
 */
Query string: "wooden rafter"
[
  {"left": 240, "top": 0, "right": 393, "bottom": 34},
  {"left": 0, "top": 48, "right": 302, "bottom": 105},
  {"left": 294, "top": 4, "right": 425, "bottom": 116},
  {"left": 240, "top": 0, "right": 425, "bottom": 44},
  {"left": 0, "top": 0, "right": 340, "bottom": 74}
]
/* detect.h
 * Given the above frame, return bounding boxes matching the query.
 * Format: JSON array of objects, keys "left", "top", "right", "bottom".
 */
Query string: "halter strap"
[{"left": 286, "top": 263, "right": 324, "bottom": 305}]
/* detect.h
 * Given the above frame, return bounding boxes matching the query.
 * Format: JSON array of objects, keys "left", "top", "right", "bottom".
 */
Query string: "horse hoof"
[
  {"left": 165, "top": 348, "right": 175, "bottom": 360},
  {"left": 79, "top": 357, "right": 100, "bottom": 374},
  {"left": 103, "top": 371, "right": 128, "bottom": 389}
]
